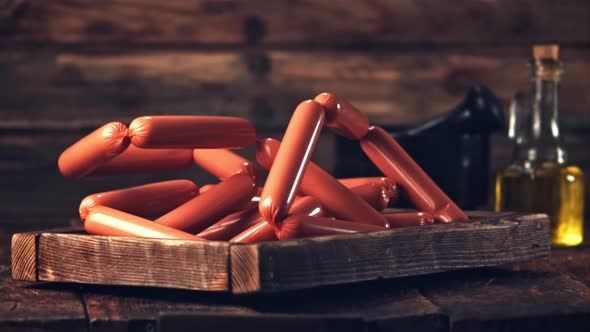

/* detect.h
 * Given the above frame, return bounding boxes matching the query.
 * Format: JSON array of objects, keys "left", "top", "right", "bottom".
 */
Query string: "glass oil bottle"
[{"left": 495, "top": 45, "right": 584, "bottom": 246}]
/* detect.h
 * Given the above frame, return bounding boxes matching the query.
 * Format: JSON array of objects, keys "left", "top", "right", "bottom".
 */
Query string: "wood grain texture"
[
  {"left": 231, "top": 245, "right": 260, "bottom": 293},
  {"left": 12, "top": 212, "right": 550, "bottom": 294},
  {"left": 1, "top": 224, "right": 53, "bottom": 265},
  {"left": 80, "top": 262, "right": 439, "bottom": 331},
  {"left": 1, "top": 48, "right": 589, "bottom": 130},
  {"left": 0, "top": 265, "right": 87, "bottom": 331},
  {"left": 37, "top": 232, "right": 230, "bottom": 291},
  {"left": 231, "top": 212, "right": 550, "bottom": 293},
  {"left": 6, "top": 228, "right": 590, "bottom": 330},
  {"left": 82, "top": 287, "right": 252, "bottom": 331},
  {"left": 10, "top": 227, "right": 85, "bottom": 281},
  {"left": 421, "top": 268, "right": 590, "bottom": 332},
  {"left": 159, "top": 313, "right": 367, "bottom": 332},
  {"left": 238, "top": 276, "right": 447, "bottom": 332},
  {"left": 507, "top": 241, "right": 590, "bottom": 289},
  {"left": 10, "top": 233, "right": 36, "bottom": 281},
  {"left": 1, "top": 0, "right": 588, "bottom": 47}
]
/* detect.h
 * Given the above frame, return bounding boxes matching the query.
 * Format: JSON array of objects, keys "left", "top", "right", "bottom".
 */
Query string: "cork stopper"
[{"left": 533, "top": 45, "right": 559, "bottom": 60}]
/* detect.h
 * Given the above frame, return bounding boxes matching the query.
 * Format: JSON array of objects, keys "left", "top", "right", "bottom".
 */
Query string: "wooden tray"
[{"left": 11, "top": 211, "right": 550, "bottom": 294}]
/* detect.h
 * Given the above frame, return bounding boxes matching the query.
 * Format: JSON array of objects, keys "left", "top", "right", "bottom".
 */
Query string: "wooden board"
[
  {"left": 1, "top": 0, "right": 588, "bottom": 47},
  {"left": 12, "top": 211, "right": 550, "bottom": 294},
  {"left": 420, "top": 267, "right": 590, "bottom": 332},
  {"left": 12, "top": 230, "right": 230, "bottom": 292},
  {"left": 1, "top": 48, "right": 589, "bottom": 131},
  {"left": 0, "top": 265, "right": 88, "bottom": 331},
  {"left": 81, "top": 286, "right": 253, "bottom": 331},
  {"left": 156, "top": 269, "right": 590, "bottom": 332},
  {"left": 231, "top": 212, "right": 550, "bottom": 293}
]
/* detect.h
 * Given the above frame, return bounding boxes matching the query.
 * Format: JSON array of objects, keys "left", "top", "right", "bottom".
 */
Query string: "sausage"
[
  {"left": 155, "top": 173, "right": 257, "bottom": 233},
  {"left": 85, "top": 206, "right": 202, "bottom": 240},
  {"left": 58, "top": 122, "right": 130, "bottom": 178},
  {"left": 200, "top": 184, "right": 259, "bottom": 194},
  {"left": 384, "top": 212, "right": 435, "bottom": 228},
  {"left": 349, "top": 182, "right": 391, "bottom": 212},
  {"left": 257, "top": 138, "right": 389, "bottom": 227},
  {"left": 276, "top": 215, "right": 385, "bottom": 240},
  {"left": 230, "top": 196, "right": 323, "bottom": 243},
  {"left": 196, "top": 202, "right": 259, "bottom": 241},
  {"left": 193, "top": 149, "right": 260, "bottom": 184},
  {"left": 338, "top": 177, "right": 381, "bottom": 188},
  {"left": 202, "top": 196, "right": 322, "bottom": 242},
  {"left": 360, "top": 126, "right": 468, "bottom": 223},
  {"left": 90, "top": 146, "right": 193, "bottom": 176},
  {"left": 259, "top": 100, "right": 325, "bottom": 224},
  {"left": 200, "top": 184, "right": 263, "bottom": 200},
  {"left": 287, "top": 196, "right": 323, "bottom": 218},
  {"left": 128, "top": 116, "right": 256, "bottom": 149},
  {"left": 200, "top": 184, "right": 263, "bottom": 214},
  {"left": 198, "top": 184, "right": 215, "bottom": 194},
  {"left": 341, "top": 177, "right": 400, "bottom": 207},
  {"left": 79, "top": 180, "right": 198, "bottom": 221},
  {"left": 314, "top": 92, "right": 369, "bottom": 140},
  {"left": 230, "top": 221, "right": 276, "bottom": 243}
]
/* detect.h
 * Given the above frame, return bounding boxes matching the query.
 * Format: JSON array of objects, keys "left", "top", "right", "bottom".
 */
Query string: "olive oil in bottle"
[{"left": 495, "top": 45, "right": 584, "bottom": 246}]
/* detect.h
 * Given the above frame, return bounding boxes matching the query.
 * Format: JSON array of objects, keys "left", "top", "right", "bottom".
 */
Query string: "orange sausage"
[
  {"left": 259, "top": 100, "right": 325, "bottom": 224},
  {"left": 199, "top": 184, "right": 213, "bottom": 194},
  {"left": 276, "top": 215, "right": 385, "bottom": 240},
  {"left": 339, "top": 177, "right": 397, "bottom": 193},
  {"left": 203, "top": 196, "right": 322, "bottom": 242},
  {"left": 360, "top": 126, "right": 468, "bottom": 223},
  {"left": 342, "top": 177, "right": 399, "bottom": 208},
  {"left": 58, "top": 122, "right": 130, "bottom": 178},
  {"left": 193, "top": 149, "right": 260, "bottom": 184},
  {"left": 384, "top": 212, "right": 435, "bottom": 228},
  {"left": 288, "top": 196, "right": 324, "bottom": 218},
  {"left": 196, "top": 202, "right": 259, "bottom": 241},
  {"left": 230, "top": 196, "right": 323, "bottom": 243},
  {"left": 349, "top": 182, "right": 393, "bottom": 212},
  {"left": 85, "top": 206, "right": 202, "bottom": 240},
  {"left": 90, "top": 146, "right": 193, "bottom": 176},
  {"left": 257, "top": 138, "right": 389, "bottom": 227},
  {"left": 79, "top": 180, "right": 198, "bottom": 221},
  {"left": 230, "top": 221, "right": 276, "bottom": 244},
  {"left": 314, "top": 92, "right": 369, "bottom": 140},
  {"left": 155, "top": 173, "right": 257, "bottom": 233},
  {"left": 129, "top": 116, "right": 256, "bottom": 149},
  {"left": 200, "top": 185, "right": 263, "bottom": 200}
]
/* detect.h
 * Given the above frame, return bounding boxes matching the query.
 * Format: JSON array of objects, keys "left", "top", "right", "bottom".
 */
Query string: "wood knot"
[
  {"left": 244, "top": 53, "right": 271, "bottom": 77},
  {"left": 85, "top": 20, "right": 120, "bottom": 36},
  {"left": 200, "top": 1, "right": 238, "bottom": 15},
  {"left": 243, "top": 16, "right": 266, "bottom": 44}
]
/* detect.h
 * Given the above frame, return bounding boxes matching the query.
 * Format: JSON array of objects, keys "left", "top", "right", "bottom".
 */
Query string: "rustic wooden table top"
[{"left": 1, "top": 223, "right": 589, "bottom": 332}]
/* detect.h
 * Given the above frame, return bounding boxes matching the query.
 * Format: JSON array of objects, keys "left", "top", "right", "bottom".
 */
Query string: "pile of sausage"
[{"left": 59, "top": 93, "right": 468, "bottom": 243}]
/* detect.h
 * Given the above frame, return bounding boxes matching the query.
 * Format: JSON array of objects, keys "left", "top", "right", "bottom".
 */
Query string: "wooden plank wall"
[{"left": 1, "top": 0, "right": 589, "bottom": 225}]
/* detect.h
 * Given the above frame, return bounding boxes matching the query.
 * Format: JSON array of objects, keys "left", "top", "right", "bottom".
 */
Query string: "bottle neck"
[
  {"left": 513, "top": 60, "right": 566, "bottom": 166},
  {"left": 530, "top": 79, "right": 560, "bottom": 140}
]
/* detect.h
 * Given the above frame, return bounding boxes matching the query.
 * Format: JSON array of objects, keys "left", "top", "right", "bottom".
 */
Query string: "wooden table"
[{"left": 1, "top": 223, "right": 589, "bottom": 332}]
